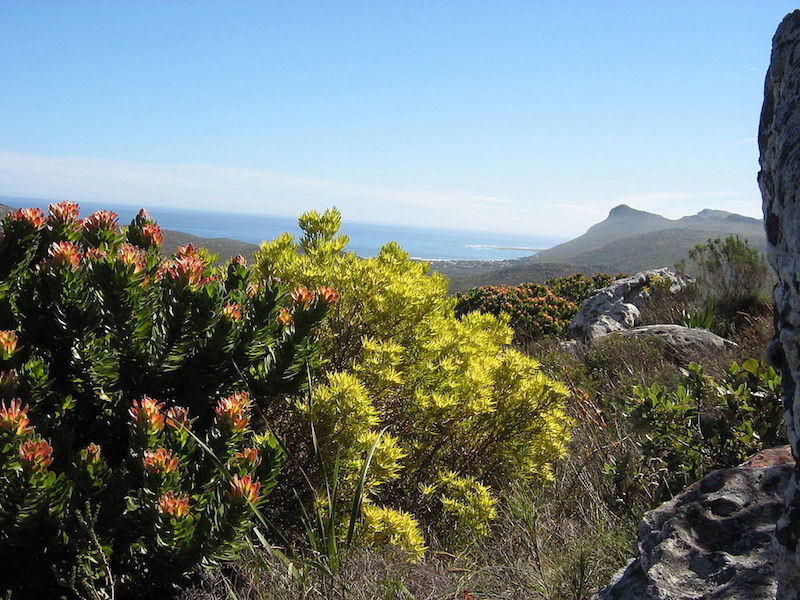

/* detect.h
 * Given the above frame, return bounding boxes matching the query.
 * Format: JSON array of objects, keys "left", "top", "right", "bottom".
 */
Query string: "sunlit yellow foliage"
[
  {"left": 254, "top": 208, "right": 571, "bottom": 550},
  {"left": 360, "top": 504, "right": 427, "bottom": 562},
  {"left": 421, "top": 471, "right": 497, "bottom": 541}
]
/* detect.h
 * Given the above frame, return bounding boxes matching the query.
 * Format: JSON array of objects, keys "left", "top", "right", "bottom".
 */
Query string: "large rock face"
[
  {"left": 610, "top": 324, "right": 735, "bottom": 356},
  {"left": 568, "top": 268, "right": 692, "bottom": 343},
  {"left": 592, "top": 448, "right": 794, "bottom": 600},
  {"left": 759, "top": 10, "right": 800, "bottom": 599}
]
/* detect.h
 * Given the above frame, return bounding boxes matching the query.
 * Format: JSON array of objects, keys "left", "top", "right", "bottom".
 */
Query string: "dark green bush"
[
  {"left": 624, "top": 358, "right": 784, "bottom": 497},
  {"left": 686, "top": 235, "right": 769, "bottom": 316},
  {"left": 0, "top": 204, "right": 334, "bottom": 599}
]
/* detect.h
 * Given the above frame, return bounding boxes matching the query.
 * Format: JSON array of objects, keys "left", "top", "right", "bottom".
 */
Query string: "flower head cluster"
[
  {"left": 158, "top": 491, "right": 191, "bottom": 518},
  {"left": 166, "top": 406, "right": 191, "bottom": 430},
  {"left": 176, "top": 244, "right": 197, "bottom": 257},
  {"left": 233, "top": 447, "right": 261, "bottom": 467},
  {"left": 291, "top": 286, "right": 314, "bottom": 307},
  {"left": 19, "top": 439, "right": 53, "bottom": 471},
  {"left": 143, "top": 447, "right": 179, "bottom": 475},
  {"left": 231, "top": 254, "right": 247, "bottom": 267},
  {"left": 158, "top": 255, "right": 212, "bottom": 288},
  {"left": 81, "top": 210, "right": 119, "bottom": 233},
  {"left": 141, "top": 223, "right": 163, "bottom": 248},
  {"left": 317, "top": 285, "right": 339, "bottom": 305},
  {"left": 214, "top": 391, "right": 250, "bottom": 432},
  {"left": 246, "top": 281, "right": 261, "bottom": 298},
  {"left": 229, "top": 474, "right": 261, "bottom": 504},
  {"left": 0, "top": 399, "right": 31, "bottom": 436},
  {"left": 82, "top": 443, "right": 102, "bottom": 464},
  {"left": 85, "top": 248, "right": 109, "bottom": 261},
  {"left": 129, "top": 396, "right": 166, "bottom": 433},
  {"left": 276, "top": 307, "right": 293, "bottom": 327},
  {"left": 45, "top": 241, "right": 82, "bottom": 270},
  {"left": 221, "top": 303, "right": 242, "bottom": 321},
  {"left": 47, "top": 201, "right": 80, "bottom": 225},
  {"left": 7, "top": 208, "right": 45, "bottom": 229},
  {"left": 116, "top": 243, "right": 147, "bottom": 273},
  {"left": 0, "top": 330, "right": 19, "bottom": 360}
]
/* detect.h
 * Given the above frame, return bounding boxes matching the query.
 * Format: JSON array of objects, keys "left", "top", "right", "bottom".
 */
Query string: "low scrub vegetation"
[
  {"left": 0, "top": 206, "right": 782, "bottom": 600},
  {"left": 453, "top": 273, "right": 621, "bottom": 344}
]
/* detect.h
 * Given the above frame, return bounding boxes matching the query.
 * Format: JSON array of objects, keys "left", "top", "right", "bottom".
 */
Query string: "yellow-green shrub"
[{"left": 254, "top": 209, "right": 571, "bottom": 553}]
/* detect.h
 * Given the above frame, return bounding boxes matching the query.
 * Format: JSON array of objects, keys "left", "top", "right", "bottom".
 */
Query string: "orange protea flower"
[
  {"left": 176, "top": 244, "right": 197, "bottom": 257},
  {"left": 317, "top": 285, "right": 339, "bottom": 305},
  {"left": 8, "top": 207, "right": 45, "bottom": 228},
  {"left": 233, "top": 447, "right": 261, "bottom": 467},
  {"left": 129, "top": 396, "right": 166, "bottom": 433},
  {"left": 166, "top": 406, "right": 191, "bottom": 430},
  {"left": 215, "top": 391, "right": 250, "bottom": 432},
  {"left": 141, "top": 223, "right": 163, "bottom": 247},
  {"left": 47, "top": 201, "right": 80, "bottom": 224},
  {"left": 82, "top": 443, "right": 102, "bottom": 464},
  {"left": 291, "top": 286, "right": 314, "bottom": 307},
  {"left": 19, "top": 439, "right": 53, "bottom": 471},
  {"left": 143, "top": 447, "right": 179, "bottom": 474},
  {"left": 0, "top": 398, "right": 31, "bottom": 436},
  {"left": 116, "top": 243, "right": 146, "bottom": 273},
  {"left": 158, "top": 491, "right": 191, "bottom": 518},
  {"left": 231, "top": 254, "right": 247, "bottom": 267},
  {"left": 246, "top": 281, "right": 261, "bottom": 298},
  {"left": 85, "top": 248, "right": 109, "bottom": 261},
  {"left": 221, "top": 303, "right": 242, "bottom": 321},
  {"left": 81, "top": 210, "right": 118, "bottom": 232},
  {"left": 276, "top": 307, "right": 293, "bottom": 327},
  {"left": 159, "top": 255, "right": 212, "bottom": 287},
  {"left": 0, "top": 330, "right": 18, "bottom": 359},
  {"left": 229, "top": 474, "right": 261, "bottom": 504},
  {"left": 46, "top": 241, "right": 81, "bottom": 270}
]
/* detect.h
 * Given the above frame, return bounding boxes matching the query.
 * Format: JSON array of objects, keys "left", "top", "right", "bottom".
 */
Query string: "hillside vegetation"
[{"left": 0, "top": 202, "right": 778, "bottom": 600}]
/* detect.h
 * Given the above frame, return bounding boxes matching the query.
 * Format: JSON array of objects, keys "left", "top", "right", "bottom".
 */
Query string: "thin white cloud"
[
  {"left": 464, "top": 195, "right": 514, "bottom": 205},
  {"left": 0, "top": 150, "right": 528, "bottom": 233}
]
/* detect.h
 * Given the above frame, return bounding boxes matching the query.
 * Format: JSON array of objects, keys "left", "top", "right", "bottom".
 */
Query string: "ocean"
[{"left": 2, "top": 197, "right": 565, "bottom": 261}]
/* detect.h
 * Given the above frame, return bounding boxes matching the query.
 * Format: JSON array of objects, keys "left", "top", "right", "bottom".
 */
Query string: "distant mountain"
[
  {"left": 438, "top": 205, "right": 767, "bottom": 291},
  {"left": 531, "top": 205, "right": 672, "bottom": 265},
  {"left": 530, "top": 204, "right": 766, "bottom": 271}
]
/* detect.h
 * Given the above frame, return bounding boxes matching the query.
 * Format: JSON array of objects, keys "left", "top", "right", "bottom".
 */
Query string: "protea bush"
[
  {"left": 454, "top": 282, "right": 578, "bottom": 343},
  {"left": 0, "top": 204, "right": 335, "bottom": 599}
]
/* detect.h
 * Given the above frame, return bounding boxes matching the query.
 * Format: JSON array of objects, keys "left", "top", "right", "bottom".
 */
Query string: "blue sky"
[{"left": 0, "top": 1, "right": 796, "bottom": 236}]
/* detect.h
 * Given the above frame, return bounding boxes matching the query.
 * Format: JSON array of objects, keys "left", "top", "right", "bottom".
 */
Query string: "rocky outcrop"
[
  {"left": 592, "top": 447, "right": 794, "bottom": 600},
  {"left": 610, "top": 324, "right": 735, "bottom": 356},
  {"left": 568, "top": 268, "right": 692, "bottom": 343},
  {"left": 759, "top": 10, "right": 800, "bottom": 599}
]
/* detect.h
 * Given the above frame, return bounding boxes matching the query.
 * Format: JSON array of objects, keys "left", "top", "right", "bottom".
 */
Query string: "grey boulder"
[
  {"left": 609, "top": 324, "right": 736, "bottom": 356},
  {"left": 568, "top": 268, "right": 692, "bottom": 343},
  {"left": 592, "top": 447, "right": 794, "bottom": 600}
]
